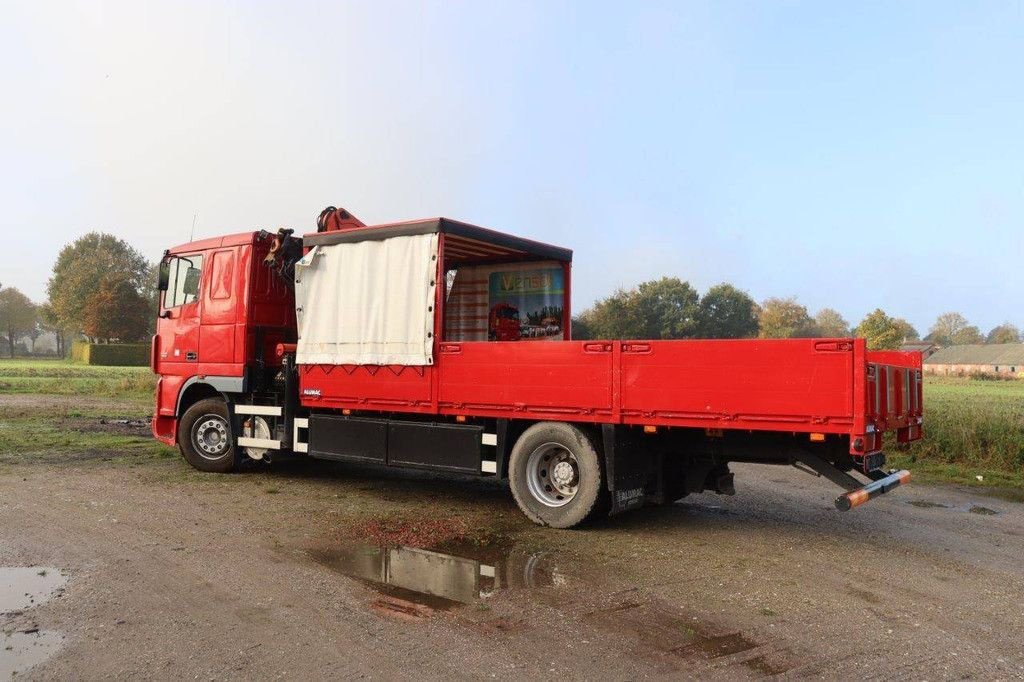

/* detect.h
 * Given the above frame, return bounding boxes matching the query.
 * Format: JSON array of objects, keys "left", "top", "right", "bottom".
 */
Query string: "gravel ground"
[{"left": 2, "top": 424, "right": 1023, "bottom": 679}]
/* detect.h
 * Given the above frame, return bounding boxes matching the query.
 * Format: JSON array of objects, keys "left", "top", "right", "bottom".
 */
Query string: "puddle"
[
  {"left": 69, "top": 417, "right": 151, "bottom": 435},
  {"left": 0, "top": 567, "right": 67, "bottom": 613},
  {"left": 314, "top": 538, "right": 791, "bottom": 674},
  {"left": 905, "top": 500, "right": 1001, "bottom": 516},
  {"left": 673, "top": 631, "right": 759, "bottom": 659},
  {"left": 743, "top": 652, "right": 794, "bottom": 676},
  {"left": 969, "top": 505, "right": 999, "bottom": 516},
  {"left": 312, "top": 540, "right": 564, "bottom": 611},
  {"left": 584, "top": 599, "right": 791, "bottom": 673},
  {"left": 0, "top": 631, "right": 65, "bottom": 678},
  {"left": 0, "top": 567, "right": 67, "bottom": 676},
  {"left": 907, "top": 500, "right": 949, "bottom": 509}
]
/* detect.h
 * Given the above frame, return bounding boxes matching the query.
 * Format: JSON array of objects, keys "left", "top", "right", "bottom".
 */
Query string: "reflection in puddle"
[
  {"left": 313, "top": 542, "right": 562, "bottom": 609},
  {"left": 0, "top": 631, "right": 65, "bottom": 678},
  {"left": 315, "top": 541, "right": 793, "bottom": 674},
  {"left": 0, "top": 567, "right": 67, "bottom": 613}
]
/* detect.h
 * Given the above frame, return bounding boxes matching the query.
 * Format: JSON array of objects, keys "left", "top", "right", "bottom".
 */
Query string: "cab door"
[
  {"left": 198, "top": 248, "right": 238, "bottom": 367},
  {"left": 156, "top": 253, "right": 204, "bottom": 374}
]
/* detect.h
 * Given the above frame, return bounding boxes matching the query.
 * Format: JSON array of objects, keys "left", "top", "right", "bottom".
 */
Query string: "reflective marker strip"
[
  {"left": 293, "top": 418, "right": 309, "bottom": 453},
  {"left": 836, "top": 470, "right": 911, "bottom": 511},
  {"left": 482, "top": 433, "right": 497, "bottom": 446},
  {"left": 235, "top": 405, "right": 283, "bottom": 416},
  {"left": 481, "top": 461, "right": 497, "bottom": 474},
  {"left": 237, "top": 437, "right": 281, "bottom": 449}
]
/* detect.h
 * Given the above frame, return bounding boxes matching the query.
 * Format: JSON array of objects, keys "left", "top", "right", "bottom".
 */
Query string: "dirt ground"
[{"left": 2, "top": 395, "right": 1024, "bottom": 679}]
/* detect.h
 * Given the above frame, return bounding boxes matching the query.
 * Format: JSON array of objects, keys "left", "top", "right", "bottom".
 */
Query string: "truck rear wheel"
[
  {"left": 178, "top": 397, "right": 238, "bottom": 473},
  {"left": 508, "top": 422, "right": 607, "bottom": 528}
]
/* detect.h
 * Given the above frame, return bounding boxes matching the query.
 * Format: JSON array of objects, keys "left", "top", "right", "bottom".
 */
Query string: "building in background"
[
  {"left": 923, "top": 344, "right": 1024, "bottom": 376},
  {"left": 900, "top": 341, "right": 938, "bottom": 360}
]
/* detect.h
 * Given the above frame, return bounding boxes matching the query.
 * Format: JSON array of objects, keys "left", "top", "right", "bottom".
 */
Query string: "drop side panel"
[
  {"left": 437, "top": 341, "right": 613, "bottom": 420},
  {"left": 620, "top": 339, "right": 857, "bottom": 432}
]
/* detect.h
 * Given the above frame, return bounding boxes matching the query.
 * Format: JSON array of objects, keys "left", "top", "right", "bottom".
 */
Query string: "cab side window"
[{"left": 164, "top": 254, "right": 204, "bottom": 308}]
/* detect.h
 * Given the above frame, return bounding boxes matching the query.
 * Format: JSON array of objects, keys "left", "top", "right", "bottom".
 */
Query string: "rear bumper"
[{"left": 835, "top": 469, "right": 911, "bottom": 511}]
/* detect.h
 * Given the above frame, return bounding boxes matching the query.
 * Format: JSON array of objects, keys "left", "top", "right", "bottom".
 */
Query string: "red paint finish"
[
  {"left": 619, "top": 338, "right": 856, "bottom": 431},
  {"left": 299, "top": 335, "right": 920, "bottom": 455},
  {"left": 151, "top": 231, "right": 296, "bottom": 445},
  {"left": 155, "top": 219, "right": 923, "bottom": 460},
  {"left": 437, "top": 341, "right": 614, "bottom": 419},
  {"left": 291, "top": 224, "right": 922, "bottom": 456},
  {"left": 300, "top": 363, "right": 435, "bottom": 413}
]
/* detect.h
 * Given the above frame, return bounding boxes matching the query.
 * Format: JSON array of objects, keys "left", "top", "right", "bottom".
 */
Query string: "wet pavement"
[
  {"left": 309, "top": 536, "right": 800, "bottom": 674},
  {"left": 0, "top": 631, "right": 65, "bottom": 679},
  {"left": 3, "top": 451, "right": 1024, "bottom": 679},
  {"left": 0, "top": 567, "right": 67, "bottom": 677}
]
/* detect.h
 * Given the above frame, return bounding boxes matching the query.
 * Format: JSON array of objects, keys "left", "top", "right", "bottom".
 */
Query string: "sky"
[{"left": 1, "top": 0, "right": 1022, "bottom": 334}]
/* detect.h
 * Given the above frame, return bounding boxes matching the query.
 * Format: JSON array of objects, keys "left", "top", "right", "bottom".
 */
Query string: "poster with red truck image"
[{"left": 488, "top": 267, "right": 564, "bottom": 341}]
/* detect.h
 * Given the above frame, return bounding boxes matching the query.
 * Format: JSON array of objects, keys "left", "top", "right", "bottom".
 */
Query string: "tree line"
[
  {"left": 571, "top": 276, "right": 1021, "bottom": 350},
  {"left": 0, "top": 233, "right": 154, "bottom": 358},
  {"left": 1, "top": 239, "right": 1020, "bottom": 358}
]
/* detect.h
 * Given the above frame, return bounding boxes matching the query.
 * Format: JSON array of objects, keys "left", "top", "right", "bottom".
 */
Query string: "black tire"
[
  {"left": 508, "top": 422, "right": 607, "bottom": 529},
  {"left": 178, "top": 397, "right": 238, "bottom": 473}
]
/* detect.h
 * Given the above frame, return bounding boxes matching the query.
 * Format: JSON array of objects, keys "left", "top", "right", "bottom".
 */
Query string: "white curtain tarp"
[{"left": 294, "top": 233, "right": 439, "bottom": 366}]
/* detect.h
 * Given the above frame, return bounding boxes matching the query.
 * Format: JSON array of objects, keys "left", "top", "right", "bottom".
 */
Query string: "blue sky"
[{"left": 1, "top": 1, "right": 1021, "bottom": 334}]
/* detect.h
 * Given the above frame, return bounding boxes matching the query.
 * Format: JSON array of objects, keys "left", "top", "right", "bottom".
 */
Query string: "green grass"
[
  {"left": 0, "top": 358, "right": 164, "bottom": 468},
  {"left": 896, "top": 377, "right": 1024, "bottom": 478},
  {"left": 0, "top": 358, "right": 155, "bottom": 399}
]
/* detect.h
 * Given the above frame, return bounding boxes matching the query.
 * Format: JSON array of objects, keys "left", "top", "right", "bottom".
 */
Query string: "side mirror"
[
  {"left": 158, "top": 259, "right": 171, "bottom": 291},
  {"left": 182, "top": 267, "right": 201, "bottom": 297}
]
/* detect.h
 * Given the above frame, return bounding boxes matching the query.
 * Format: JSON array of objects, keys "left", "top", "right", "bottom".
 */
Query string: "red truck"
[
  {"left": 152, "top": 207, "right": 921, "bottom": 528},
  {"left": 488, "top": 303, "right": 522, "bottom": 342}
]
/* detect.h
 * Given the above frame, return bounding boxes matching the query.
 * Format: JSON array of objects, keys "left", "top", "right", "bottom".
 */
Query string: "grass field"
[
  {"left": 1, "top": 359, "right": 1022, "bottom": 491},
  {"left": 891, "top": 376, "right": 1024, "bottom": 491},
  {"left": 0, "top": 358, "right": 155, "bottom": 400},
  {"left": 0, "top": 358, "right": 165, "bottom": 471}
]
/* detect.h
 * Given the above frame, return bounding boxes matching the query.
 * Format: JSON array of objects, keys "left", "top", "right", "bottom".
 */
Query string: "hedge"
[{"left": 71, "top": 340, "right": 150, "bottom": 366}]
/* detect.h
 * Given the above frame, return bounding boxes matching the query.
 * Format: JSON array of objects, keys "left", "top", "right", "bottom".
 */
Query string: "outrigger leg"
[{"left": 791, "top": 452, "right": 910, "bottom": 512}]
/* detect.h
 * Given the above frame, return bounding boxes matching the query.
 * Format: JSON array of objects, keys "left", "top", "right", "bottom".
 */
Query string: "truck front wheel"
[
  {"left": 178, "top": 397, "right": 238, "bottom": 473},
  {"left": 509, "top": 422, "right": 607, "bottom": 528}
]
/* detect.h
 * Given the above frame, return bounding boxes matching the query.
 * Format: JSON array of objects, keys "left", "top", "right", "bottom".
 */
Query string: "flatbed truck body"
[{"left": 152, "top": 209, "right": 920, "bottom": 527}]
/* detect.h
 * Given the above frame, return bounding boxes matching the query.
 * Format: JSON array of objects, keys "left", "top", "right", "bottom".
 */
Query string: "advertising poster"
[
  {"left": 444, "top": 262, "right": 565, "bottom": 342},
  {"left": 487, "top": 266, "right": 564, "bottom": 341}
]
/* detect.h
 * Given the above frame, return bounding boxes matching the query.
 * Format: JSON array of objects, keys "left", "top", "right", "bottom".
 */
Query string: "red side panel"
[
  {"left": 300, "top": 364, "right": 435, "bottom": 413},
  {"left": 436, "top": 341, "right": 614, "bottom": 421},
  {"left": 620, "top": 339, "right": 856, "bottom": 432}
]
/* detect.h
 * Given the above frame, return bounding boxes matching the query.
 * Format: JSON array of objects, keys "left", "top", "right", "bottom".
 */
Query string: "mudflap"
[{"left": 601, "top": 424, "right": 659, "bottom": 515}]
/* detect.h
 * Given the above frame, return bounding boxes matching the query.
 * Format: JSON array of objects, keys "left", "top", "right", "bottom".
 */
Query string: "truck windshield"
[{"left": 164, "top": 255, "right": 204, "bottom": 308}]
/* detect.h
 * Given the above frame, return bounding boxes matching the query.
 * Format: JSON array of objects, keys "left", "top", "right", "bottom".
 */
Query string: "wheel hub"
[
  {"left": 193, "top": 417, "right": 229, "bottom": 460},
  {"left": 551, "top": 460, "right": 576, "bottom": 487},
  {"left": 525, "top": 443, "right": 580, "bottom": 508}
]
